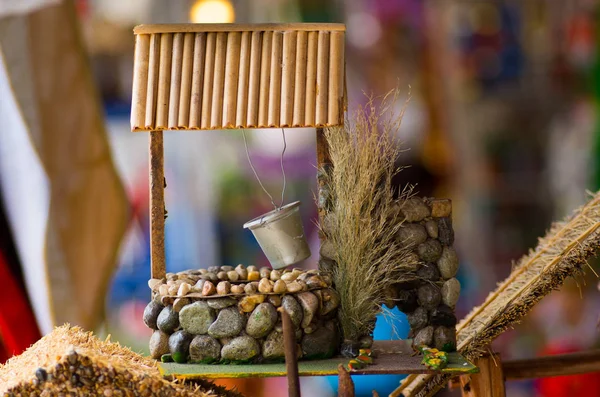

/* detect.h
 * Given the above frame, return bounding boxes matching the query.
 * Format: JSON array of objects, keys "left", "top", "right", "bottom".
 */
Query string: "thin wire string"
[{"left": 241, "top": 128, "right": 287, "bottom": 210}]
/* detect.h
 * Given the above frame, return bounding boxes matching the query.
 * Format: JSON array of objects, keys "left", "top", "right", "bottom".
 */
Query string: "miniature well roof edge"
[{"left": 133, "top": 23, "right": 346, "bottom": 35}]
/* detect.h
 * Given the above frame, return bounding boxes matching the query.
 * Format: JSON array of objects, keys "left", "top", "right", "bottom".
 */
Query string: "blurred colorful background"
[{"left": 2, "top": 0, "right": 600, "bottom": 396}]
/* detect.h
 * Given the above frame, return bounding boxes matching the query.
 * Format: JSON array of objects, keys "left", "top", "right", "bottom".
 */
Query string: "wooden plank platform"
[{"left": 158, "top": 340, "right": 478, "bottom": 380}]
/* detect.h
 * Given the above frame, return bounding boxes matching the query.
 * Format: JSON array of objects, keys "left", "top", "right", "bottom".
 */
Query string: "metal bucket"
[{"left": 243, "top": 201, "right": 311, "bottom": 269}]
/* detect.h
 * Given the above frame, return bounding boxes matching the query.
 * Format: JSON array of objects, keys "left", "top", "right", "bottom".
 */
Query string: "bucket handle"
[{"left": 242, "top": 128, "right": 287, "bottom": 210}]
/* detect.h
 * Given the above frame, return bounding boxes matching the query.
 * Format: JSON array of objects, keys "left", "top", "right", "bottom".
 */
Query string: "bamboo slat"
[
  {"left": 189, "top": 32, "right": 206, "bottom": 129},
  {"left": 131, "top": 34, "right": 150, "bottom": 130},
  {"left": 235, "top": 31, "right": 251, "bottom": 127},
  {"left": 178, "top": 32, "right": 194, "bottom": 128},
  {"left": 145, "top": 33, "right": 161, "bottom": 128},
  {"left": 155, "top": 33, "right": 173, "bottom": 129},
  {"left": 246, "top": 31, "right": 262, "bottom": 127},
  {"left": 134, "top": 23, "right": 346, "bottom": 34},
  {"left": 328, "top": 31, "right": 344, "bottom": 125},
  {"left": 167, "top": 33, "right": 184, "bottom": 129},
  {"left": 268, "top": 31, "right": 283, "bottom": 127},
  {"left": 258, "top": 31, "right": 272, "bottom": 127},
  {"left": 304, "top": 31, "right": 318, "bottom": 126},
  {"left": 211, "top": 32, "right": 227, "bottom": 128},
  {"left": 200, "top": 32, "right": 216, "bottom": 129},
  {"left": 131, "top": 25, "right": 346, "bottom": 131},
  {"left": 223, "top": 32, "right": 241, "bottom": 128},
  {"left": 315, "top": 31, "right": 330, "bottom": 126},
  {"left": 292, "top": 31, "right": 307, "bottom": 127}
]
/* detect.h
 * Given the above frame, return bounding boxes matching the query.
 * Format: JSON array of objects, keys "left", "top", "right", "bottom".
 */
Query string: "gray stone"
[
  {"left": 417, "top": 284, "right": 442, "bottom": 309},
  {"left": 262, "top": 330, "right": 285, "bottom": 360},
  {"left": 441, "top": 278, "right": 461, "bottom": 308},
  {"left": 246, "top": 303, "right": 278, "bottom": 338},
  {"left": 407, "top": 306, "right": 428, "bottom": 330},
  {"left": 320, "top": 288, "right": 341, "bottom": 316},
  {"left": 417, "top": 239, "right": 443, "bottom": 262},
  {"left": 400, "top": 198, "right": 431, "bottom": 222},
  {"left": 268, "top": 295, "right": 282, "bottom": 307},
  {"left": 437, "top": 247, "right": 459, "bottom": 279},
  {"left": 282, "top": 295, "right": 303, "bottom": 328},
  {"left": 425, "top": 220, "right": 438, "bottom": 239},
  {"left": 417, "top": 263, "right": 441, "bottom": 282},
  {"left": 207, "top": 297, "right": 238, "bottom": 310},
  {"left": 221, "top": 265, "right": 234, "bottom": 272},
  {"left": 208, "top": 307, "right": 245, "bottom": 338},
  {"left": 297, "top": 292, "right": 319, "bottom": 328},
  {"left": 396, "top": 224, "right": 428, "bottom": 249},
  {"left": 433, "top": 326, "right": 457, "bottom": 352},
  {"left": 143, "top": 301, "right": 164, "bottom": 330},
  {"left": 168, "top": 330, "right": 193, "bottom": 363},
  {"left": 320, "top": 240, "right": 336, "bottom": 260},
  {"left": 189, "top": 335, "right": 221, "bottom": 363},
  {"left": 438, "top": 217, "right": 454, "bottom": 245},
  {"left": 221, "top": 336, "right": 260, "bottom": 361},
  {"left": 172, "top": 298, "right": 190, "bottom": 313},
  {"left": 157, "top": 305, "right": 179, "bottom": 334},
  {"left": 179, "top": 301, "right": 215, "bottom": 335},
  {"left": 301, "top": 321, "right": 338, "bottom": 359},
  {"left": 413, "top": 326, "right": 434, "bottom": 348},
  {"left": 149, "top": 330, "right": 169, "bottom": 359}
]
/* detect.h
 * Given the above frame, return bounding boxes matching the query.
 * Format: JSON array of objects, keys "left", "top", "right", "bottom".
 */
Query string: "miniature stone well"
[{"left": 143, "top": 265, "right": 340, "bottom": 363}]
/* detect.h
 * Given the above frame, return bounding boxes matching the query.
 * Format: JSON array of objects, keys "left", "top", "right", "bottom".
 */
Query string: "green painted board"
[{"left": 158, "top": 340, "right": 478, "bottom": 380}]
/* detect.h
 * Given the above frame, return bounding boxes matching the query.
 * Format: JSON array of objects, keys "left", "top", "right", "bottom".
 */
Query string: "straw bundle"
[
  {"left": 320, "top": 90, "right": 418, "bottom": 346},
  {"left": 396, "top": 191, "right": 600, "bottom": 396},
  {"left": 0, "top": 325, "right": 239, "bottom": 396}
]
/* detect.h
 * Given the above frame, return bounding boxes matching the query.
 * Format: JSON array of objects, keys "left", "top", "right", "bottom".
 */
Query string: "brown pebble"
[
  {"left": 148, "top": 278, "right": 162, "bottom": 291},
  {"left": 158, "top": 284, "right": 169, "bottom": 296},
  {"left": 177, "top": 282, "right": 191, "bottom": 297},
  {"left": 227, "top": 270, "right": 239, "bottom": 282},
  {"left": 216, "top": 281, "right": 231, "bottom": 295},
  {"left": 281, "top": 272, "right": 298, "bottom": 282},
  {"left": 202, "top": 281, "right": 216, "bottom": 296},
  {"left": 268, "top": 295, "right": 282, "bottom": 307},
  {"left": 230, "top": 284, "right": 245, "bottom": 294},
  {"left": 270, "top": 270, "right": 282, "bottom": 281},
  {"left": 273, "top": 279, "right": 287, "bottom": 294},
  {"left": 244, "top": 282, "right": 257, "bottom": 294},
  {"left": 239, "top": 295, "right": 265, "bottom": 312},
  {"left": 247, "top": 265, "right": 258, "bottom": 272},
  {"left": 217, "top": 271, "right": 228, "bottom": 281},
  {"left": 172, "top": 297, "right": 190, "bottom": 312},
  {"left": 248, "top": 271, "right": 260, "bottom": 281},
  {"left": 287, "top": 281, "right": 302, "bottom": 293},
  {"left": 260, "top": 267, "right": 272, "bottom": 279},
  {"left": 167, "top": 284, "right": 178, "bottom": 296},
  {"left": 258, "top": 278, "right": 273, "bottom": 293}
]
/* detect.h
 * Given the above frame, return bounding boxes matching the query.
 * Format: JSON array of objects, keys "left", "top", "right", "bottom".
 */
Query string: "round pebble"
[
  {"left": 400, "top": 198, "right": 431, "bottom": 222},
  {"left": 247, "top": 271, "right": 260, "bottom": 281},
  {"left": 301, "top": 321, "right": 338, "bottom": 359},
  {"left": 247, "top": 265, "right": 258, "bottom": 273},
  {"left": 208, "top": 307, "right": 245, "bottom": 338},
  {"left": 260, "top": 267, "right": 272, "bottom": 279},
  {"left": 179, "top": 301, "right": 215, "bottom": 335},
  {"left": 217, "top": 271, "right": 228, "bottom": 281},
  {"left": 395, "top": 289, "right": 418, "bottom": 313},
  {"left": 296, "top": 292, "right": 319, "bottom": 328},
  {"left": 221, "top": 336, "right": 260, "bottom": 361},
  {"left": 425, "top": 220, "right": 438, "bottom": 239},
  {"left": 216, "top": 281, "right": 231, "bottom": 295},
  {"left": 437, "top": 217, "right": 454, "bottom": 246},
  {"left": 149, "top": 330, "right": 169, "bottom": 359},
  {"left": 413, "top": 326, "right": 434, "bottom": 348},
  {"left": 416, "top": 263, "right": 441, "bottom": 281},
  {"left": 236, "top": 266, "right": 248, "bottom": 280},
  {"left": 287, "top": 281, "right": 302, "bottom": 293},
  {"left": 406, "top": 306, "right": 428, "bottom": 330},
  {"left": 281, "top": 295, "right": 303, "bottom": 328},
  {"left": 143, "top": 301, "right": 164, "bottom": 330},
  {"left": 437, "top": 246, "right": 459, "bottom": 279},
  {"left": 417, "top": 284, "right": 442, "bottom": 309},
  {"left": 202, "top": 281, "right": 216, "bottom": 296},
  {"left": 227, "top": 271, "right": 239, "bottom": 282},
  {"left": 273, "top": 279, "right": 287, "bottom": 294},
  {"left": 207, "top": 297, "right": 237, "bottom": 309},
  {"left": 190, "top": 335, "right": 221, "bottom": 363},
  {"left": 270, "top": 270, "right": 282, "bottom": 281},
  {"left": 157, "top": 305, "right": 179, "bottom": 334},
  {"left": 238, "top": 294, "right": 265, "bottom": 313},
  {"left": 396, "top": 224, "right": 428, "bottom": 248},
  {"left": 177, "top": 282, "right": 191, "bottom": 297},
  {"left": 244, "top": 282, "right": 257, "bottom": 294},
  {"left": 230, "top": 284, "right": 245, "bottom": 294},
  {"left": 417, "top": 239, "right": 443, "bottom": 262},
  {"left": 430, "top": 304, "right": 457, "bottom": 327},
  {"left": 319, "top": 240, "right": 336, "bottom": 260},
  {"left": 172, "top": 297, "right": 190, "bottom": 313},
  {"left": 320, "top": 288, "right": 340, "bottom": 316},
  {"left": 246, "top": 303, "right": 278, "bottom": 338},
  {"left": 434, "top": 326, "right": 457, "bottom": 352},
  {"left": 441, "top": 278, "right": 460, "bottom": 308},
  {"left": 258, "top": 278, "right": 273, "bottom": 293},
  {"left": 262, "top": 330, "right": 285, "bottom": 360},
  {"left": 168, "top": 330, "right": 193, "bottom": 363},
  {"left": 268, "top": 295, "right": 282, "bottom": 307}
]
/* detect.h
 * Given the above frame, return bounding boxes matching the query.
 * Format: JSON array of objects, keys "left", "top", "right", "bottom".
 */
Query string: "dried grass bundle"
[
  {"left": 320, "top": 89, "right": 418, "bottom": 344},
  {"left": 396, "top": 191, "right": 600, "bottom": 396},
  {"left": 0, "top": 324, "right": 240, "bottom": 396}
]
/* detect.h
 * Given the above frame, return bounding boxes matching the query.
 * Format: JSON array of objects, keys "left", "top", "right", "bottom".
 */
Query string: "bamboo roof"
[{"left": 131, "top": 23, "right": 346, "bottom": 131}]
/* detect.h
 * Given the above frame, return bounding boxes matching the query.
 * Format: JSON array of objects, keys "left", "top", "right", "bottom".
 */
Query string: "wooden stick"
[
  {"left": 178, "top": 32, "right": 194, "bottom": 128},
  {"left": 189, "top": 32, "right": 206, "bottom": 129},
  {"left": 201, "top": 32, "right": 216, "bottom": 129},
  {"left": 145, "top": 33, "right": 161, "bottom": 129},
  {"left": 246, "top": 31, "right": 262, "bottom": 127},
  {"left": 235, "top": 31, "right": 251, "bottom": 128},
  {"left": 338, "top": 364, "right": 355, "bottom": 397},
  {"left": 304, "top": 31, "right": 318, "bottom": 126},
  {"left": 149, "top": 131, "right": 166, "bottom": 280},
  {"left": 328, "top": 31, "right": 344, "bottom": 126},
  {"left": 168, "top": 32, "right": 184, "bottom": 129},
  {"left": 315, "top": 31, "right": 330, "bottom": 126},
  {"left": 280, "top": 30, "right": 296, "bottom": 127},
  {"left": 267, "top": 31, "right": 283, "bottom": 127},
  {"left": 134, "top": 23, "right": 346, "bottom": 35},
  {"left": 258, "top": 31, "right": 272, "bottom": 127},
  {"left": 281, "top": 309, "right": 301, "bottom": 397},
  {"left": 156, "top": 33, "right": 173, "bottom": 129},
  {"left": 316, "top": 127, "right": 331, "bottom": 226},
  {"left": 131, "top": 34, "right": 150, "bottom": 130},
  {"left": 293, "top": 31, "right": 307, "bottom": 127},
  {"left": 211, "top": 32, "right": 227, "bottom": 128},
  {"left": 223, "top": 32, "right": 241, "bottom": 128},
  {"left": 460, "top": 353, "right": 505, "bottom": 397},
  {"left": 503, "top": 349, "right": 600, "bottom": 380}
]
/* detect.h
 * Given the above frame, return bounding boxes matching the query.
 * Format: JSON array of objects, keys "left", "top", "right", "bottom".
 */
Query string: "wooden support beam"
[
  {"left": 503, "top": 349, "right": 600, "bottom": 380},
  {"left": 460, "top": 353, "right": 505, "bottom": 397},
  {"left": 281, "top": 309, "right": 301, "bottom": 397},
  {"left": 316, "top": 127, "right": 331, "bottom": 237},
  {"left": 338, "top": 364, "right": 355, "bottom": 397},
  {"left": 149, "top": 130, "right": 166, "bottom": 279}
]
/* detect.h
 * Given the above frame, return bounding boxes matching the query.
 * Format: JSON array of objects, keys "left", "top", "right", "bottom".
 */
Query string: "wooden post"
[
  {"left": 460, "top": 353, "right": 505, "bottom": 397},
  {"left": 337, "top": 364, "right": 355, "bottom": 397},
  {"left": 316, "top": 127, "right": 331, "bottom": 230},
  {"left": 149, "top": 131, "right": 166, "bottom": 279},
  {"left": 281, "top": 309, "right": 301, "bottom": 397}
]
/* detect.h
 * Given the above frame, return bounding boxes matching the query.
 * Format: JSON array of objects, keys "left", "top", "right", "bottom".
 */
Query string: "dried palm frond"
[
  {"left": 396, "top": 191, "right": 600, "bottom": 396},
  {"left": 320, "top": 89, "right": 418, "bottom": 344}
]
